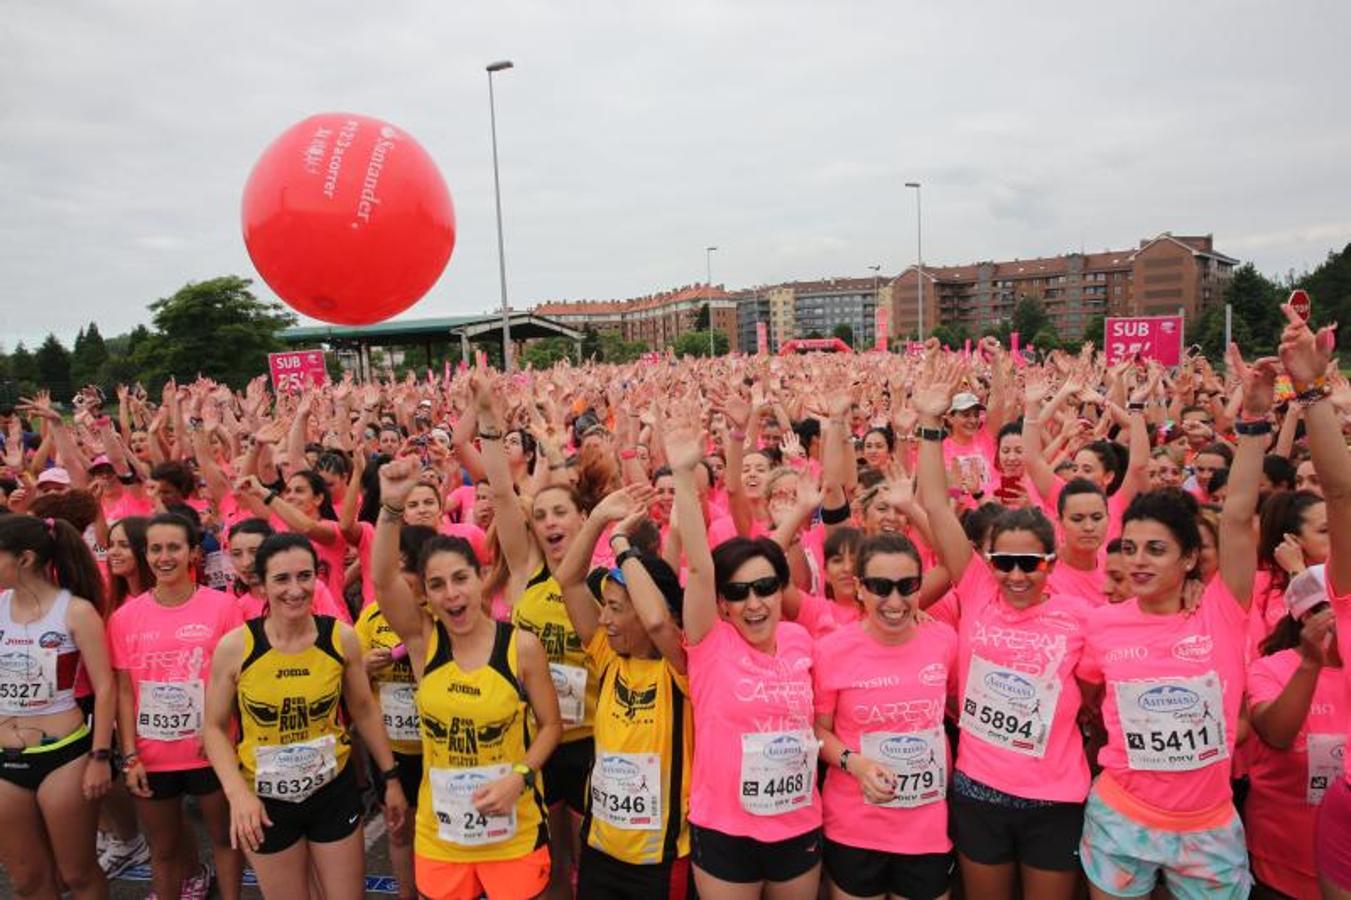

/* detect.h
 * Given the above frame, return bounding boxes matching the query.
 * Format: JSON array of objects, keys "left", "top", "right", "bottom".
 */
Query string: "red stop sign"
[{"left": 1289, "top": 289, "right": 1311, "bottom": 321}]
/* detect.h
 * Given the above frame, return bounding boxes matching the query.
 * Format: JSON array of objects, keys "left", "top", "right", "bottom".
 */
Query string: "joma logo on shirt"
[{"left": 276, "top": 668, "right": 311, "bottom": 678}]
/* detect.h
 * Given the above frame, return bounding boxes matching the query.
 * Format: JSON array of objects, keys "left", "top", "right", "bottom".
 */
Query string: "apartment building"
[
  {"left": 533, "top": 284, "right": 739, "bottom": 353},
  {"left": 888, "top": 233, "right": 1237, "bottom": 341}
]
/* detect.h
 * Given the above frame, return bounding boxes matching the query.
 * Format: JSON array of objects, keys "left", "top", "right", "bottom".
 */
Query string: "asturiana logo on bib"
[
  {"left": 877, "top": 735, "right": 929, "bottom": 762},
  {"left": 276, "top": 746, "right": 325, "bottom": 777},
  {"left": 149, "top": 684, "right": 193, "bottom": 710},
  {"left": 762, "top": 734, "right": 804, "bottom": 761},
  {"left": 1137, "top": 685, "right": 1199, "bottom": 713},
  {"left": 600, "top": 756, "right": 642, "bottom": 781},
  {"left": 449, "top": 770, "right": 492, "bottom": 796},
  {"left": 983, "top": 670, "right": 1035, "bottom": 702},
  {"left": 1171, "top": 634, "right": 1213, "bottom": 662}
]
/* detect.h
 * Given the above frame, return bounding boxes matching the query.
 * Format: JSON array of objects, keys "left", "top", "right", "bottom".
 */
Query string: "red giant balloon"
[{"left": 241, "top": 113, "right": 455, "bottom": 326}]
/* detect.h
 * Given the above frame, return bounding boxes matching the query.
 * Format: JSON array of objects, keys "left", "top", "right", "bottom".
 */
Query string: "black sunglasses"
[
  {"left": 860, "top": 575, "right": 922, "bottom": 598},
  {"left": 721, "top": 577, "right": 780, "bottom": 602},
  {"left": 988, "top": 552, "right": 1055, "bottom": 574}
]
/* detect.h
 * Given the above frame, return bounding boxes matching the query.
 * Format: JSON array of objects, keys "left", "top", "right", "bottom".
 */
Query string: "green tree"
[
  {"left": 598, "top": 331, "right": 647, "bottom": 364},
  {"left": 694, "top": 304, "right": 711, "bottom": 331},
  {"left": 1011, "top": 295, "right": 1050, "bottom": 340},
  {"left": 929, "top": 323, "right": 966, "bottom": 349},
  {"left": 673, "top": 330, "right": 729, "bottom": 358},
  {"left": 70, "top": 322, "right": 109, "bottom": 390},
  {"left": 522, "top": 337, "right": 576, "bottom": 369},
  {"left": 133, "top": 276, "right": 297, "bottom": 389},
  {"left": 979, "top": 320, "right": 1013, "bottom": 344},
  {"left": 35, "top": 334, "right": 73, "bottom": 401},
  {"left": 1082, "top": 313, "right": 1108, "bottom": 351},
  {"left": 831, "top": 323, "right": 855, "bottom": 347},
  {"left": 1299, "top": 243, "right": 1351, "bottom": 334},
  {"left": 9, "top": 342, "right": 40, "bottom": 393},
  {"left": 580, "top": 326, "right": 602, "bottom": 361},
  {"left": 1031, "top": 326, "right": 1062, "bottom": 354},
  {"left": 1221, "top": 263, "right": 1283, "bottom": 357}
]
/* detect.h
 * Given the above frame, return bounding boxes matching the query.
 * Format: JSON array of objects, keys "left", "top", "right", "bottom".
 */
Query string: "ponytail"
[{"left": 0, "top": 515, "right": 106, "bottom": 617}]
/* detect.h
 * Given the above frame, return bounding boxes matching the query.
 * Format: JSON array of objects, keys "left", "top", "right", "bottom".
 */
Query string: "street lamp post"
[
  {"left": 486, "top": 60, "right": 514, "bottom": 370},
  {"left": 905, "top": 182, "right": 923, "bottom": 340},
  {"left": 706, "top": 246, "right": 718, "bottom": 357},
  {"left": 868, "top": 264, "right": 881, "bottom": 348}
]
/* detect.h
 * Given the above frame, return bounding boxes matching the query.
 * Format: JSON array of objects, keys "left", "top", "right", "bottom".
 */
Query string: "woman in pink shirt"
[
  {"left": 914, "top": 360, "right": 1092, "bottom": 900},
  {"left": 110, "top": 512, "right": 244, "bottom": 900},
  {"left": 669, "top": 414, "right": 822, "bottom": 900},
  {"left": 1278, "top": 304, "right": 1351, "bottom": 899},
  {"left": 1076, "top": 348, "right": 1272, "bottom": 900},
  {"left": 1251, "top": 490, "right": 1328, "bottom": 645},
  {"left": 1048, "top": 479, "right": 1110, "bottom": 605},
  {"left": 1247, "top": 565, "right": 1344, "bottom": 900},
  {"left": 813, "top": 532, "right": 959, "bottom": 899}
]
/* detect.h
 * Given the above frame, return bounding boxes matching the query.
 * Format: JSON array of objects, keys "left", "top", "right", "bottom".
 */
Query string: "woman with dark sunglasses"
[
  {"left": 668, "top": 410, "right": 823, "bottom": 900},
  {"left": 913, "top": 356, "right": 1093, "bottom": 900},
  {"left": 813, "top": 532, "right": 958, "bottom": 899},
  {"left": 1075, "top": 346, "right": 1271, "bottom": 900}
]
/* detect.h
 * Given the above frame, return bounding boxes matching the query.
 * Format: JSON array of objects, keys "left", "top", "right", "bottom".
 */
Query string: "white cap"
[
  {"left": 950, "top": 392, "right": 983, "bottom": 413},
  {"left": 1285, "top": 564, "right": 1328, "bottom": 620}
]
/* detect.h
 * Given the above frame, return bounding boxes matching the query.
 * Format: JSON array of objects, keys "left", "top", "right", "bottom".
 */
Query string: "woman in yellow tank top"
[
  {"left": 375, "top": 455, "right": 563, "bottom": 900},
  {"left": 202, "top": 533, "right": 407, "bottom": 900},
  {"left": 471, "top": 373, "right": 599, "bottom": 893}
]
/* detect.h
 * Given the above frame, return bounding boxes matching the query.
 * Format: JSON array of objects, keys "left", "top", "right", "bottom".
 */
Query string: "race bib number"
[
  {"left": 0, "top": 647, "right": 57, "bottom": 713},
  {"left": 1114, "top": 673, "right": 1227, "bottom": 772},
  {"left": 379, "top": 682, "right": 420, "bottom": 744},
  {"left": 960, "top": 654, "right": 1059, "bottom": 758},
  {"left": 1307, "top": 733, "right": 1346, "bottom": 806},
  {"left": 549, "top": 664, "right": 587, "bottom": 726},
  {"left": 136, "top": 679, "right": 204, "bottom": 741},
  {"left": 254, "top": 735, "right": 339, "bottom": 803},
  {"left": 860, "top": 728, "right": 947, "bottom": 809},
  {"left": 430, "top": 764, "right": 518, "bottom": 846},
  {"left": 590, "top": 752, "right": 662, "bottom": 830},
  {"left": 739, "top": 730, "right": 817, "bottom": 816},
  {"left": 201, "top": 551, "right": 233, "bottom": 591}
]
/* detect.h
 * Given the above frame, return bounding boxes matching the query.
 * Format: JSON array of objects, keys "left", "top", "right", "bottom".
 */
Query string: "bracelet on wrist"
[
  {"left": 263, "top": 490, "right": 278, "bottom": 506},
  {"left": 915, "top": 426, "right": 947, "bottom": 442},
  {"left": 1234, "top": 418, "right": 1273, "bottom": 437},
  {"left": 1296, "top": 384, "right": 1332, "bottom": 408},
  {"left": 478, "top": 429, "right": 503, "bottom": 441}
]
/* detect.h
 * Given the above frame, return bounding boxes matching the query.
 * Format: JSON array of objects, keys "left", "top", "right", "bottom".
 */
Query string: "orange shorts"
[{"left": 414, "top": 845, "right": 550, "bottom": 900}]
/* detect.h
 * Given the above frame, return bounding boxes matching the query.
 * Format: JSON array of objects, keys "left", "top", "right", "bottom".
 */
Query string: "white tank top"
[{"left": 0, "top": 589, "right": 80, "bottom": 716}]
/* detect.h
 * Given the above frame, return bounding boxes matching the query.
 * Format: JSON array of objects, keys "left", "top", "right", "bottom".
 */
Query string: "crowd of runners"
[{"left": 0, "top": 303, "right": 1348, "bottom": 900}]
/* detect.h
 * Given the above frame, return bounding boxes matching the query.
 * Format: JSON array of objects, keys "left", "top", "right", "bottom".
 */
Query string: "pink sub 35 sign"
[
  {"left": 268, "top": 349, "right": 329, "bottom": 392},
  {"left": 1104, "top": 315, "right": 1183, "bottom": 366}
]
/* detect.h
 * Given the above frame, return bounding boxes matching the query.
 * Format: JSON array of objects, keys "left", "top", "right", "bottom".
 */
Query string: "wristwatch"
[
  {"left": 512, "top": 762, "right": 536, "bottom": 791},
  {"left": 89, "top": 748, "right": 112, "bottom": 763},
  {"left": 615, "top": 547, "right": 643, "bottom": 568}
]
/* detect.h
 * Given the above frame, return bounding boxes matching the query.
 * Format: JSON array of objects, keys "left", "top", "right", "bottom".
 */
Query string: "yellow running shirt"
[
  {"left": 355, "top": 603, "right": 422, "bottom": 757},
  {"left": 511, "top": 566, "right": 598, "bottom": 742},
  {"left": 236, "top": 615, "right": 350, "bottom": 802},
  {"left": 415, "top": 619, "right": 548, "bottom": 863},
  {"left": 582, "top": 629, "right": 693, "bottom": 865}
]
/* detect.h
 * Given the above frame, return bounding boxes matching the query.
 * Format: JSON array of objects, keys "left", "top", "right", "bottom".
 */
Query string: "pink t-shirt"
[
  {"left": 1037, "top": 479, "right": 1131, "bottom": 541},
  {"left": 102, "top": 490, "right": 153, "bottom": 525},
  {"left": 1246, "top": 649, "right": 1347, "bottom": 898},
  {"left": 707, "top": 514, "right": 769, "bottom": 549},
  {"left": 927, "top": 591, "right": 960, "bottom": 630},
  {"left": 1078, "top": 578, "right": 1248, "bottom": 814},
  {"left": 813, "top": 620, "right": 957, "bottom": 854},
  {"left": 793, "top": 591, "right": 861, "bottom": 640},
  {"left": 942, "top": 430, "right": 997, "bottom": 493},
  {"left": 107, "top": 588, "right": 242, "bottom": 772},
  {"left": 1048, "top": 559, "right": 1105, "bottom": 607},
  {"left": 1245, "top": 569, "right": 1289, "bottom": 659},
  {"left": 234, "top": 580, "right": 352, "bottom": 625},
  {"left": 952, "top": 559, "right": 1092, "bottom": 802},
  {"left": 1333, "top": 579, "right": 1351, "bottom": 768},
  {"left": 686, "top": 618, "right": 820, "bottom": 840},
  {"left": 440, "top": 521, "right": 491, "bottom": 567},
  {"left": 353, "top": 521, "right": 376, "bottom": 610},
  {"left": 446, "top": 484, "right": 477, "bottom": 525}
]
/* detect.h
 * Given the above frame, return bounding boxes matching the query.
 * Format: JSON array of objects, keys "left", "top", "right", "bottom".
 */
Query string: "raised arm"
[
  {"left": 1278, "top": 305, "right": 1349, "bottom": 594},
  {"left": 1020, "top": 368, "right": 1063, "bottom": 500},
  {"left": 554, "top": 484, "right": 655, "bottom": 647},
  {"left": 370, "top": 457, "right": 432, "bottom": 672},
  {"left": 668, "top": 412, "right": 717, "bottom": 645},
  {"left": 472, "top": 375, "right": 537, "bottom": 579},
  {"left": 914, "top": 355, "right": 974, "bottom": 582},
  {"left": 1217, "top": 345, "right": 1277, "bottom": 610}
]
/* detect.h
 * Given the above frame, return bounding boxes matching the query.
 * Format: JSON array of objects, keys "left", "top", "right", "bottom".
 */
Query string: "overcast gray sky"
[{"left": 3, "top": 0, "right": 1349, "bottom": 349}]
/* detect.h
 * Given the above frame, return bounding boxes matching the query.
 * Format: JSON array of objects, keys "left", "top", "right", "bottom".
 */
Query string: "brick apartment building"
[
  {"left": 889, "top": 233, "right": 1237, "bottom": 341},
  {"left": 533, "top": 284, "right": 740, "bottom": 353}
]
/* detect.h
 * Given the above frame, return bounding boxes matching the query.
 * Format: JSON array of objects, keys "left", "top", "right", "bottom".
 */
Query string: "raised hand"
[
  {"left": 378, "top": 456, "right": 422, "bottom": 508},
  {"left": 1277, "top": 304, "right": 1334, "bottom": 385},
  {"left": 593, "top": 482, "right": 658, "bottom": 524}
]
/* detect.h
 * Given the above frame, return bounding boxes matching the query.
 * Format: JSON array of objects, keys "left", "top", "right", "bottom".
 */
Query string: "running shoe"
[
  {"left": 179, "top": 864, "right": 213, "bottom": 900},
  {"left": 98, "top": 833, "right": 150, "bottom": 878}
]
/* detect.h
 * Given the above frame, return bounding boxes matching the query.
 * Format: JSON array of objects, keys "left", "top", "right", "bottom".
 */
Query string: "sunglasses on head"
[
  {"left": 988, "top": 552, "right": 1055, "bottom": 573},
  {"left": 721, "top": 576, "right": 780, "bottom": 602},
  {"left": 860, "top": 575, "right": 922, "bottom": 598}
]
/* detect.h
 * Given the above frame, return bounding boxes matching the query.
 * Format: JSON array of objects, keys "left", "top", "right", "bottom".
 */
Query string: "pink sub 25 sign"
[
  {"left": 268, "top": 349, "right": 330, "bottom": 393},
  {"left": 1104, "top": 315, "right": 1183, "bottom": 367}
]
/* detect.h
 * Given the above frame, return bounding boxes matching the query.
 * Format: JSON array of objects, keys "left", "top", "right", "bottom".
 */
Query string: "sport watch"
[{"left": 512, "top": 762, "right": 536, "bottom": 791}]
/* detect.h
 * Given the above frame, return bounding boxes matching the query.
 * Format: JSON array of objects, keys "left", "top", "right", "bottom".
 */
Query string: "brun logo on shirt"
[
  {"left": 520, "top": 620, "right": 580, "bottom": 661},
  {"left": 422, "top": 711, "right": 517, "bottom": 762},
  {"left": 612, "top": 672, "right": 658, "bottom": 721}
]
